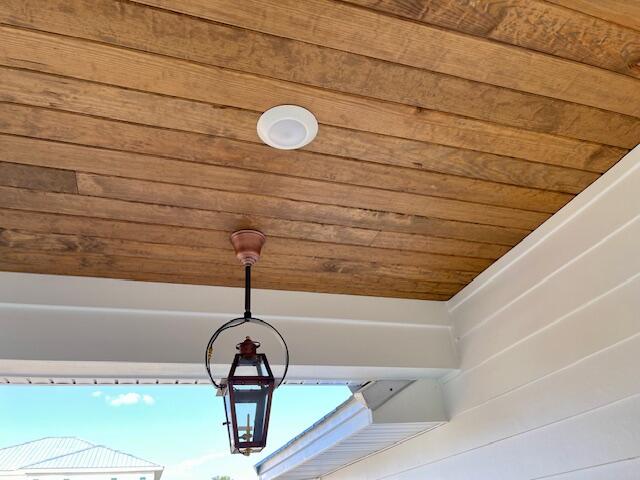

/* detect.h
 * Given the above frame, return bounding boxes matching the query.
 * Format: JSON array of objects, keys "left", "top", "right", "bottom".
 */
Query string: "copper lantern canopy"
[{"left": 205, "top": 230, "right": 289, "bottom": 456}]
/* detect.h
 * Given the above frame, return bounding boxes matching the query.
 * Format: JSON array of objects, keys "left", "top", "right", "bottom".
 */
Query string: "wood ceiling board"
[
  {"left": 369, "top": 232, "right": 508, "bottom": 259},
  {"left": 346, "top": 0, "right": 640, "bottom": 78},
  {"left": 0, "top": 0, "right": 633, "bottom": 298},
  {"left": 3, "top": 0, "right": 640, "bottom": 148},
  {"left": 134, "top": 0, "right": 640, "bottom": 117},
  {"left": 0, "top": 162, "right": 77, "bottom": 194},
  {"left": 0, "top": 252, "right": 453, "bottom": 300},
  {"left": 0, "top": 249, "right": 462, "bottom": 296},
  {"left": 546, "top": 0, "right": 640, "bottom": 33},
  {"left": 0, "top": 28, "right": 625, "bottom": 169}
]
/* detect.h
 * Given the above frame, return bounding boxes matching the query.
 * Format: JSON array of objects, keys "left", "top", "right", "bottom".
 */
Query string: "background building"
[{"left": 0, "top": 437, "right": 163, "bottom": 480}]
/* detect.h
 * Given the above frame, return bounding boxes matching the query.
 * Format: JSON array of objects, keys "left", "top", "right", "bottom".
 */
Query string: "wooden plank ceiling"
[{"left": 0, "top": 0, "right": 638, "bottom": 300}]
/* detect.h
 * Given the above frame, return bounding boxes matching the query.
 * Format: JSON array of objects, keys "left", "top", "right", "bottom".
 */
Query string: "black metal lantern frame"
[
  {"left": 204, "top": 232, "right": 289, "bottom": 456},
  {"left": 225, "top": 335, "right": 274, "bottom": 454}
]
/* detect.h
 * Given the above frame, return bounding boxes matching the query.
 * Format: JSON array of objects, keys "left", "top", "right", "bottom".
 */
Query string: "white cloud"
[
  {"left": 104, "top": 392, "right": 156, "bottom": 407},
  {"left": 91, "top": 391, "right": 103, "bottom": 397}
]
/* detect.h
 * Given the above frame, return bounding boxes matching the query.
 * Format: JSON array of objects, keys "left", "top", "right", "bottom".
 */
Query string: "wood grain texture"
[
  {"left": 0, "top": 28, "right": 626, "bottom": 171},
  {"left": 0, "top": 130, "right": 572, "bottom": 213},
  {"left": 0, "top": 161, "right": 77, "bottom": 193},
  {"left": 0, "top": 0, "right": 631, "bottom": 298},
  {"left": 346, "top": 0, "right": 640, "bottom": 78},
  {"left": 75, "top": 172, "right": 532, "bottom": 245},
  {"left": 0, "top": 229, "right": 478, "bottom": 284},
  {"left": 0, "top": 209, "right": 502, "bottom": 266},
  {"left": 0, "top": 134, "right": 553, "bottom": 229},
  {"left": 0, "top": 69, "right": 622, "bottom": 174},
  {"left": 0, "top": 249, "right": 455, "bottom": 300},
  {"left": 547, "top": 0, "right": 640, "bottom": 33},
  {"left": 2, "top": 0, "right": 639, "bottom": 147},
  {"left": 0, "top": 185, "right": 528, "bottom": 250},
  {"left": 136, "top": 0, "right": 640, "bottom": 117}
]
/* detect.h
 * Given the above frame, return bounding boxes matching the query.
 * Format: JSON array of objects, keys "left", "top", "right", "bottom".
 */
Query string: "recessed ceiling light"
[{"left": 257, "top": 105, "right": 318, "bottom": 150}]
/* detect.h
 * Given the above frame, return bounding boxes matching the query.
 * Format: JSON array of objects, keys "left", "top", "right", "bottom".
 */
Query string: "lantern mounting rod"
[{"left": 244, "top": 264, "right": 251, "bottom": 319}]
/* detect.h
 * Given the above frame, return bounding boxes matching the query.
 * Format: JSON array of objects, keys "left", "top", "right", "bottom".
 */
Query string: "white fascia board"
[
  {"left": 0, "top": 272, "right": 448, "bottom": 327},
  {"left": 0, "top": 301, "right": 454, "bottom": 367},
  {"left": 0, "top": 275, "right": 457, "bottom": 381}
]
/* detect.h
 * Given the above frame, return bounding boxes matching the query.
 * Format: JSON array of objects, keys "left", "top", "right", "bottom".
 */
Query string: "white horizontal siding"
[
  {"left": 450, "top": 146, "right": 640, "bottom": 338},
  {"left": 389, "top": 395, "right": 640, "bottom": 480},
  {"left": 537, "top": 457, "right": 640, "bottom": 479},
  {"left": 322, "top": 146, "right": 640, "bottom": 478},
  {"left": 454, "top": 217, "right": 640, "bottom": 373},
  {"left": 445, "top": 272, "right": 640, "bottom": 415}
]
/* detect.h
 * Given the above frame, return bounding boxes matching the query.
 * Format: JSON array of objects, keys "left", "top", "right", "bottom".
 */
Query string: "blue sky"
[{"left": 0, "top": 385, "right": 351, "bottom": 480}]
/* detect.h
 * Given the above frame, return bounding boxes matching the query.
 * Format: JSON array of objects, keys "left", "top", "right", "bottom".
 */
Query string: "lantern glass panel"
[
  {"left": 226, "top": 350, "right": 275, "bottom": 454},
  {"left": 234, "top": 355, "right": 270, "bottom": 377},
  {"left": 231, "top": 383, "right": 271, "bottom": 446},
  {"left": 223, "top": 393, "right": 234, "bottom": 447}
]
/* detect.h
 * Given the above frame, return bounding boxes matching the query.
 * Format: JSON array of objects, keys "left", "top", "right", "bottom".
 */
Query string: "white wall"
[{"left": 322, "top": 146, "right": 640, "bottom": 479}]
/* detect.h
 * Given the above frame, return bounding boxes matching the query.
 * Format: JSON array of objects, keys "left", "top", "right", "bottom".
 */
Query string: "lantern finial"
[{"left": 237, "top": 336, "right": 260, "bottom": 358}]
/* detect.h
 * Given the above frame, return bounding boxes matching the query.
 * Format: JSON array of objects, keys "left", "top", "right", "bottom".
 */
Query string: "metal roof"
[
  {"left": 0, "top": 437, "right": 161, "bottom": 472},
  {"left": 0, "top": 437, "right": 93, "bottom": 471}
]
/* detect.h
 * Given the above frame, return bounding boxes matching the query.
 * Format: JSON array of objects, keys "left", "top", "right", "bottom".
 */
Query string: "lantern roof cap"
[{"left": 236, "top": 336, "right": 260, "bottom": 358}]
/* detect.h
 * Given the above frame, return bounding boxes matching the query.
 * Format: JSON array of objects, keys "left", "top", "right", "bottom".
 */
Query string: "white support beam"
[{"left": 0, "top": 273, "right": 456, "bottom": 384}]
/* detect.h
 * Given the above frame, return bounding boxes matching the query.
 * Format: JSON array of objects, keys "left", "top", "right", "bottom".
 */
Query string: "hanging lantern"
[
  {"left": 204, "top": 230, "right": 289, "bottom": 456},
  {"left": 224, "top": 336, "right": 274, "bottom": 454}
]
